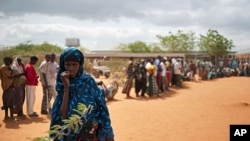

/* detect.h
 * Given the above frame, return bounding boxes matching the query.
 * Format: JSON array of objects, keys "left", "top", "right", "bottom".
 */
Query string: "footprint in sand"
[{"left": 239, "top": 102, "right": 250, "bottom": 107}]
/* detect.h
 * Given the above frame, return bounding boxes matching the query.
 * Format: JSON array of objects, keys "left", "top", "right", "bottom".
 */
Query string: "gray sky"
[{"left": 0, "top": 0, "right": 249, "bottom": 51}]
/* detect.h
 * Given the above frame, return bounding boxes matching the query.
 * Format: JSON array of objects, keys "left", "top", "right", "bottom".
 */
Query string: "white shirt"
[
  {"left": 174, "top": 62, "right": 182, "bottom": 75},
  {"left": 50, "top": 61, "right": 58, "bottom": 81},
  {"left": 160, "top": 62, "right": 166, "bottom": 76},
  {"left": 39, "top": 60, "right": 53, "bottom": 86}
]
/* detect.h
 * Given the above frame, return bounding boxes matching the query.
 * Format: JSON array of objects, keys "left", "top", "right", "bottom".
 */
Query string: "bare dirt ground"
[{"left": 0, "top": 76, "right": 250, "bottom": 141}]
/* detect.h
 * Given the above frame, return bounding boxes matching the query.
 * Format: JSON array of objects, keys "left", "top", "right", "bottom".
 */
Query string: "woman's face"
[{"left": 64, "top": 61, "right": 80, "bottom": 78}]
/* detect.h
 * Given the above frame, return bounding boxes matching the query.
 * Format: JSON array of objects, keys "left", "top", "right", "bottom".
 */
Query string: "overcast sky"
[{"left": 0, "top": 0, "right": 249, "bottom": 51}]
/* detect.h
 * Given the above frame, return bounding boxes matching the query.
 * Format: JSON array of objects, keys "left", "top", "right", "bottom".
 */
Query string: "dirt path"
[{"left": 0, "top": 76, "right": 250, "bottom": 141}]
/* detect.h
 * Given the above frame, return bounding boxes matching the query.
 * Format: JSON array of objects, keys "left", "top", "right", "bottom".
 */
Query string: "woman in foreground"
[{"left": 50, "top": 47, "right": 114, "bottom": 141}]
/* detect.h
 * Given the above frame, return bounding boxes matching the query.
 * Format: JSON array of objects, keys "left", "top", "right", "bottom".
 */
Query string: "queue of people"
[
  {"left": 0, "top": 53, "right": 58, "bottom": 121},
  {"left": 121, "top": 56, "right": 250, "bottom": 99},
  {"left": 183, "top": 58, "right": 250, "bottom": 81},
  {"left": 1, "top": 47, "right": 249, "bottom": 140},
  {"left": 122, "top": 56, "right": 175, "bottom": 98}
]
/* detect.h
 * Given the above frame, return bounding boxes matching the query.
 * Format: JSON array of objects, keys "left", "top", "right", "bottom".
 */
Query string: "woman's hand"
[
  {"left": 60, "top": 71, "right": 70, "bottom": 87},
  {"left": 60, "top": 71, "right": 71, "bottom": 119}
]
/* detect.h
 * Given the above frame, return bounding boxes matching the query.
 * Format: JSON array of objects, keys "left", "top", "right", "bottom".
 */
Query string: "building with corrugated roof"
[{"left": 236, "top": 48, "right": 250, "bottom": 61}]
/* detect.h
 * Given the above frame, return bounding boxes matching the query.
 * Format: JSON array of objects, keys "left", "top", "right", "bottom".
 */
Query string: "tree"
[
  {"left": 198, "top": 29, "right": 234, "bottom": 64},
  {"left": 0, "top": 41, "right": 63, "bottom": 65},
  {"left": 14, "top": 41, "right": 63, "bottom": 54},
  {"left": 150, "top": 43, "right": 164, "bottom": 53},
  {"left": 116, "top": 43, "right": 129, "bottom": 52},
  {"left": 157, "top": 30, "right": 196, "bottom": 52},
  {"left": 117, "top": 41, "right": 152, "bottom": 52}
]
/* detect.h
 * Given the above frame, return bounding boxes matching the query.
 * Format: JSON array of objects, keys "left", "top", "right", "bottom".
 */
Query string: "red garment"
[
  {"left": 25, "top": 63, "right": 38, "bottom": 86},
  {"left": 189, "top": 63, "right": 195, "bottom": 71},
  {"left": 166, "top": 71, "right": 171, "bottom": 86}
]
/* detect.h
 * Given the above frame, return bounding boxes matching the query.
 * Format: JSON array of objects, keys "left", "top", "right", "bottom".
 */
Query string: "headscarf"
[
  {"left": 56, "top": 47, "right": 89, "bottom": 95},
  {"left": 12, "top": 57, "right": 25, "bottom": 74}
]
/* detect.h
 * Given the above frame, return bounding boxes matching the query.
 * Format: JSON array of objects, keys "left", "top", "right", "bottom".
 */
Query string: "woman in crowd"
[
  {"left": 122, "top": 57, "right": 134, "bottom": 98},
  {"left": 12, "top": 57, "right": 27, "bottom": 119},
  {"left": 146, "top": 58, "right": 159, "bottom": 97},
  {"left": 0, "top": 56, "right": 16, "bottom": 121}
]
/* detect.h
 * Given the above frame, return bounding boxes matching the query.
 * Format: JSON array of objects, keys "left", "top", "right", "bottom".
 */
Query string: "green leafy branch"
[{"left": 33, "top": 103, "right": 93, "bottom": 141}]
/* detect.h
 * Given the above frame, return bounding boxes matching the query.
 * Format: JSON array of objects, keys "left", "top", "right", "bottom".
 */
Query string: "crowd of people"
[
  {"left": 1, "top": 47, "right": 249, "bottom": 140},
  {"left": 121, "top": 56, "right": 250, "bottom": 98},
  {"left": 0, "top": 53, "right": 58, "bottom": 121},
  {"left": 122, "top": 56, "right": 181, "bottom": 98},
  {"left": 182, "top": 58, "right": 250, "bottom": 80}
]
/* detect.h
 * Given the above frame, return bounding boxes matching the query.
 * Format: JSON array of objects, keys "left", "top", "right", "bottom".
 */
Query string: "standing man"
[
  {"left": 50, "top": 53, "right": 58, "bottom": 100},
  {"left": 25, "top": 55, "right": 39, "bottom": 117},
  {"left": 155, "top": 56, "right": 163, "bottom": 93},
  {"left": 134, "top": 60, "right": 147, "bottom": 97},
  {"left": 139, "top": 59, "right": 147, "bottom": 97},
  {"left": 204, "top": 60, "right": 212, "bottom": 80},
  {"left": 134, "top": 61, "right": 141, "bottom": 97},
  {"left": 160, "top": 58, "right": 168, "bottom": 92},
  {"left": 38, "top": 54, "right": 53, "bottom": 115},
  {"left": 174, "top": 59, "right": 182, "bottom": 87},
  {"left": 189, "top": 60, "right": 195, "bottom": 81}
]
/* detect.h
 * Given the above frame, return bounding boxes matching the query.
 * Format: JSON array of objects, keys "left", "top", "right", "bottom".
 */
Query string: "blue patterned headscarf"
[{"left": 56, "top": 47, "right": 89, "bottom": 95}]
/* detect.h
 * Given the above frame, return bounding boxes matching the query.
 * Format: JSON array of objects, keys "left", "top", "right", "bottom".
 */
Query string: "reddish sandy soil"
[{"left": 0, "top": 76, "right": 250, "bottom": 141}]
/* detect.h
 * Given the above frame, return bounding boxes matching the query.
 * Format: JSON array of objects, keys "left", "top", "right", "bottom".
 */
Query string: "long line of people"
[
  {"left": 1, "top": 54, "right": 249, "bottom": 121},
  {"left": 122, "top": 56, "right": 250, "bottom": 99}
]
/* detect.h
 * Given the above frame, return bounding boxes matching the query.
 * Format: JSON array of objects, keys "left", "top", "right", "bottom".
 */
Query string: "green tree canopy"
[
  {"left": 117, "top": 41, "right": 152, "bottom": 52},
  {"left": 157, "top": 30, "right": 196, "bottom": 52},
  {"left": 0, "top": 41, "right": 63, "bottom": 65},
  {"left": 198, "top": 29, "right": 234, "bottom": 56}
]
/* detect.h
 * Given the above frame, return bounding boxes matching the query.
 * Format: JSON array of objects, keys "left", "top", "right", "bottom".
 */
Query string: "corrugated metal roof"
[
  {"left": 236, "top": 48, "right": 250, "bottom": 55},
  {"left": 84, "top": 52, "right": 185, "bottom": 58}
]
